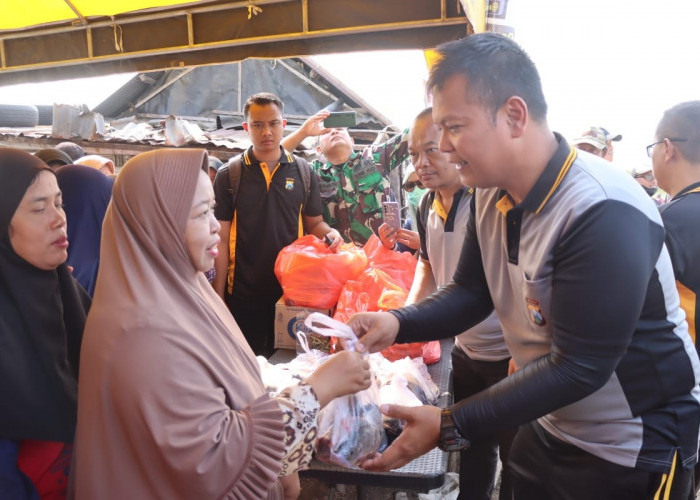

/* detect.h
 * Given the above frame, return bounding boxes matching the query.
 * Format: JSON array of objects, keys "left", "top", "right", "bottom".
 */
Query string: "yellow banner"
[{"left": 0, "top": 0, "right": 208, "bottom": 31}]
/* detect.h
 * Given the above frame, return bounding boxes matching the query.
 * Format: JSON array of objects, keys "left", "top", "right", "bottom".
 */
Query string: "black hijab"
[{"left": 0, "top": 147, "right": 90, "bottom": 443}]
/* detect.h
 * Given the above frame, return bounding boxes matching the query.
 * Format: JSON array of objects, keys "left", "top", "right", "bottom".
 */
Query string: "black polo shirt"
[
  {"left": 660, "top": 181, "right": 700, "bottom": 349},
  {"left": 393, "top": 134, "right": 700, "bottom": 472},
  {"left": 213, "top": 146, "right": 322, "bottom": 303}
]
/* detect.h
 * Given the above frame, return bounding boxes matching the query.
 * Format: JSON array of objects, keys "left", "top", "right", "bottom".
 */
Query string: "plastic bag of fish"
[
  {"left": 257, "top": 313, "right": 440, "bottom": 468},
  {"left": 303, "top": 313, "right": 386, "bottom": 468},
  {"left": 371, "top": 354, "right": 439, "bottom": 440}
]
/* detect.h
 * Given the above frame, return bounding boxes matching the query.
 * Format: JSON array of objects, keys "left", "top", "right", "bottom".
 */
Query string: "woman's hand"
[
  {"left": 279, "top": 472, "right": 300, "bottom": 500},
  {"left": 305, "top": 350, "right": 371, "bottom": 408}
]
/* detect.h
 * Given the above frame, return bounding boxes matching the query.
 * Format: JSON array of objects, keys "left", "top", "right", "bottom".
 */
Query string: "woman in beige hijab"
[{"left": 72, "top": 149, "right": 370, "bottom": 499}]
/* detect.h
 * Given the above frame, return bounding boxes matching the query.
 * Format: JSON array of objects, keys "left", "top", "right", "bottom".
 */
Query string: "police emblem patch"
[
  {"left": 526, "top": 297, "right": 546, "bottom": 326},
  {"left": 285, "top": 178, "right": 295, "bottom": 190}
]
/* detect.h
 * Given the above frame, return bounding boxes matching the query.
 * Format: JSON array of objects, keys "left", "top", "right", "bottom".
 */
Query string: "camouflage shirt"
[{"left": 311, "top": 130, "right": 409, "bottom": 245}]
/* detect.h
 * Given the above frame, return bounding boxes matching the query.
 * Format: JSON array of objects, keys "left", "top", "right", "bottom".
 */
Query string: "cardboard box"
[{"left": 274, "top": 299, "right": 331, "bottom": 350}]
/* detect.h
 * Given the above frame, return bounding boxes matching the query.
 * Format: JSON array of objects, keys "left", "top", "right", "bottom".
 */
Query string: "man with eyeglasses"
[
  {"left": 650, "top": 102, "right": 700, "bottom": 352},
  {"left": 628, "top": 164, "right": 664, "bottom": 205},
  {"left": 650, "top": 101, "right": 700, "bottom": 492},
  {"left": 282, "top": 110, "right": 410, "bottom": 246}
]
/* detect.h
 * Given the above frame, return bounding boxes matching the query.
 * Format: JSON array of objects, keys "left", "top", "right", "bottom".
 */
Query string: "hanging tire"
[
  {"left": 0, "top": 104, "right": 39, "bottom": 127},
  {"left": 36, "top": 105, "right": 53, "bottom": 126}
]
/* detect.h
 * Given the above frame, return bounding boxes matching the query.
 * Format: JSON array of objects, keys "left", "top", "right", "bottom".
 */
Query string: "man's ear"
[
  {"left": 503, "top": 96, "right": 528, "bottom": 138},
  {"left": 282, "top": 119, "right": 288, "bottom": 129},
  {"left": 242, "top": 122, "right": 249, "bottom": 133},
  {"left": 664, "top": 138, "right": 680, "bottom": 162}
]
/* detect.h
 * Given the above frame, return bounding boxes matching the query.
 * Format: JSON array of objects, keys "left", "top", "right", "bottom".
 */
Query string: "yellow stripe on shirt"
[
  {"left": 677, "top": 281, "right": 696, "bottom": 344},
  {"left": 227, "top": 210, "right": 237, "bottom": 295},
  {"left": 535, "top": 147, "right": 577, "bottom": 214}
]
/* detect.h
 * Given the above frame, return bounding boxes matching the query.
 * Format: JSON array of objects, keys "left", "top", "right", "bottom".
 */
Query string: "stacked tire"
[{"left": 0, "top": 104, "right": 40, "bottom": 127}]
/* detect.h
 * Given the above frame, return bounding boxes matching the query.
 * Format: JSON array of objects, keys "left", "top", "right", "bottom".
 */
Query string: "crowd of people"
[{"left": 1, "top": 31, "right": 700, "bottom": 500}]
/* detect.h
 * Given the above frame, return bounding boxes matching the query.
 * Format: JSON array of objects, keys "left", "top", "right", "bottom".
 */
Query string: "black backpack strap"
[
  {"left": 418, "top": 190, "right": 434, "bottom": 229},
  {"left": 294, "top": 157, "right": 312, "bottom": 207},
  {"left": 226, "top": 155, "right": 243, "bottom": 209}
]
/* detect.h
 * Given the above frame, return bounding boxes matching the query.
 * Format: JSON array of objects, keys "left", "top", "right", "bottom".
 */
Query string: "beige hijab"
[{"left": 73, "top": 149, "right": 285, "bottom": 499}]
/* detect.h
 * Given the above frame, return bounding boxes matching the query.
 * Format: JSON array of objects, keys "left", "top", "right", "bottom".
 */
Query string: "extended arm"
[
  {"left": 281, "top": 110, "right": 330, "bottom": 152},
  {"left": 450, "top": 201, "right": 664, "bottom": 440}
]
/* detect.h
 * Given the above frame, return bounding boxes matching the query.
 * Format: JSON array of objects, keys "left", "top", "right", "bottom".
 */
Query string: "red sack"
[
  {"left": 376, "top": 283, "right": 442, "bottom": 364},
  {"left": 381, "top": 341, "right": 441, "bottom": 365},
  {"left": 362, "top": 234, "right": 417, "bottom": 289},
  {"left": 275, "top": 235, "right": 368, "bottom": 309}
]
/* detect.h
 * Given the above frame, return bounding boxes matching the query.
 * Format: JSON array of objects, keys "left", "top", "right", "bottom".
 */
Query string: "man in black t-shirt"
[{"left": 212, "top": 93, "right": 340, "bottom": 357}]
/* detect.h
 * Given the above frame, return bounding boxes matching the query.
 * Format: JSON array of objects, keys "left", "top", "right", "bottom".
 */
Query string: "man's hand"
[
  {"left": 378, "top": 222, "right": 398, "bottom": 249},
  {"left": 347, "top": 312, "right": 400, "bottom": 353},
  {"left": 508, "top": 358, "right": 519, "bottom": 375},
  {"left": 395, "top": 228, "right": 420, "bottom": 251},
  {"left": 378, "top": 224, "right": 420, "bottom": 252},
  {"left": 282, "top": 110, "right": 331, "bottom": 152},
  {"left": 360, "top": 404, "right": 441, "bottom": 471},
  {"left": 323, "top": 228, "right": 343, "bottom": 251},
  {"left": 298, "top": 110, "right": 331, "bottom": 138}
]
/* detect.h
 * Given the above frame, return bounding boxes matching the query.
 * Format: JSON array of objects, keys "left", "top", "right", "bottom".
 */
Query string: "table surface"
[{"left": 269, "top": 337, "right": 454, "bottom": 492}]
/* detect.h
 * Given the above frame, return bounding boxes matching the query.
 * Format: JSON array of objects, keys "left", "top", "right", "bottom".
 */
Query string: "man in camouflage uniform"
[{"left": 282, "top": 110, "right": 409, "bottom": 245}]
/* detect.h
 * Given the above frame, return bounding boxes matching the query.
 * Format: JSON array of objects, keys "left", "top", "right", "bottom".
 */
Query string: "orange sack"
[
  {"left": 362, "top": 234, "right": 417, "bottom": 289},
  {"left": 275, "top": 235, "right": 368, "bottom": 309}
]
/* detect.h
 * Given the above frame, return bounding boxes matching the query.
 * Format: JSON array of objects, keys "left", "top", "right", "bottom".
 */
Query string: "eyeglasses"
[
  {"left": 646, "top": 138, "right": 687, "bottom": 158},
  {"left": 403, "top": 180, "right": 424, "bottom": 192},
  {"left": 634, "top": 171, "right": 655, "bottom": 182}
]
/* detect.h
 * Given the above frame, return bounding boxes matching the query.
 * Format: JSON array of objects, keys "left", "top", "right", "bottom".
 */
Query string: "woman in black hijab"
[{"left": 0, "top": 148, "right": 90, "bottom": 499}]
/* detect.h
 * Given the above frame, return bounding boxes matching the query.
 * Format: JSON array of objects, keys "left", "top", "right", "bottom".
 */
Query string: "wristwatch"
[{"left": 437, "top": 408, "right": 470, "bottom": 452}]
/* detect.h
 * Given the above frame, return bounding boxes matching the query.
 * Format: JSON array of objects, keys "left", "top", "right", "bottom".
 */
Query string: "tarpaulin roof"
[{"left": 0, "top": 0, "right": 471, "bottom": 85}]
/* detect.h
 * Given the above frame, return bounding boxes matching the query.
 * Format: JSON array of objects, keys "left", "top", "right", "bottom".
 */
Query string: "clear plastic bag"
[{"left": 303, "top": 314, "right": 386, "bottom": 468}]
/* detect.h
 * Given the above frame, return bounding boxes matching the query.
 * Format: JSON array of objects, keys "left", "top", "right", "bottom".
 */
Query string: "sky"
[{"left": 1, "top": 0, "right": 699, "bottom": 171}]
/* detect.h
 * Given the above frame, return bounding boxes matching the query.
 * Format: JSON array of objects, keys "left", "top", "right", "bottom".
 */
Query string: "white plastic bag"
[
  {"left": 418, "top": 472, "right": 460, "bottom": 500},
  {"left": 303, "top": 313, "right": 385, "bottom": 467}
]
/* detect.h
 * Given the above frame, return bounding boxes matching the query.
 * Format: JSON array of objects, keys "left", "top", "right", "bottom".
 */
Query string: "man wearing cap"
[
  {"left": 571, "top": 126, "right": 608, "bottom": 159},
  {"left": 281, "top": 110, "right": 409, "bottom": 246},
  {"left": 629, "top": 164, "right": 664, "bottom": 205},
  {"left": 601, "top": 127, "right": 622, "bottom": 162}
]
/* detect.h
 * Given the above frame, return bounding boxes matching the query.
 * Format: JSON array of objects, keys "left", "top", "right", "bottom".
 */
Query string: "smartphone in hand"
[
  {"left": 323, "top": 111, "right": 357, "bottom": 129},
  {"left": 382, "top": 201, "right": 401, "bottom": 232}
]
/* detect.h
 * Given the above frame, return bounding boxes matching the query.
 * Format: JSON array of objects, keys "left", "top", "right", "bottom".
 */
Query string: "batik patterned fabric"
[{"left": 275, "top": 383, "right": 320, "bottom": 476}]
